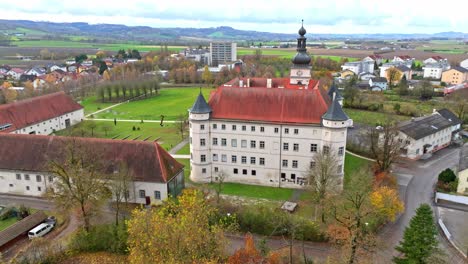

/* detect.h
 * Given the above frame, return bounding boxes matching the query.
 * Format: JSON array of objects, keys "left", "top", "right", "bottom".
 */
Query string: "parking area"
[{"left": 438, "top": 206, "right": 468, "bottom": 256}]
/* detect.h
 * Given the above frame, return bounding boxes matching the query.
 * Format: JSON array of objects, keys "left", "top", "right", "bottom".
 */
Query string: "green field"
[
  {"left": 12, "top": 40, "right": 186, "bottom": 52},
  {"left": 211, "top": 182, "right": 294, "bottom": 201},
  {"left": 58, "top": 120, "right": 184, "bottom": 151},
  {"left": 90, "top": 87, "right": 214, "bottom": 120},
  {"left": 79, "top": 96, "right": 115, "bottom": 115},
  {"left": 0, "top": 217, "right": 18, "bottom": 231},
  {"left": 237, "top": 48, "right": 358, "bottom": 61},
  {"left": 344, "top": 153, "right": 372, "bottom": 185},
  {"left": 345, "top": 108, "right": 409, "bottom": 126},
  {"left": 176, "top": 142, "right": 191, "bottom": 155}
]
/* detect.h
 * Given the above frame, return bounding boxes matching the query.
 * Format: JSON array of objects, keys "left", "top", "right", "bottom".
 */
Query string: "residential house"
[
  {"left": 423, "top": 56, "right": 446, "bottom": 65},
  {"left": 363, "top": 54, "right": 384, "bottom": 65},
  {"left": 422, "top": 62, "right": 450, "bottom": 79},
  {"left": 19, "top": 74, "right": 37, "bottom": 83},
  {"left": 392, "top": 55, "right": 414, "bottom": 68},
  {"left": 0, "top": 92, "right": 84, "bottom": 135},
  {"left": 384, "top": 65, "right": 412, "bottom": 84},
  {"left": 460, "top": 58, "right": 468, "bottom": 69},
  {"left": 7, "top": 68, "right": 25, "bottom": 80},
  {"left": 340, "top": 69, "right": 356, "bottom": 79},
  {"left": 49, "top": 64, "right": 68, "bottom": 72},
  {"left": 369, "top": 77, "right": 388, "bottom": 91},
  {"left": 359, "top": 72, "right": 376, "bottom": 81},
  {"left": 0, "top": 134, "right": 185, "bottom": 204},
  {"left": 436, "top": 108, "right": 462, "bottom": 140},
  {"left": 181, "top": 48, "right": 210, "bottom": 64},
  {"left": 397, "top": 111, "right": 456, "bottom": 160},
  {"left": 340, "top": 60, "right": 374, "bottom": 75},
  {"left": 441, "top": 66, "right": 468, "bottom": 85},
  {"left": 25, "top": 67, "right": 47, "bottom": 77}
]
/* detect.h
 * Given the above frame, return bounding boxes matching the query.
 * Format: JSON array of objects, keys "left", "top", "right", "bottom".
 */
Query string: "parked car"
[{"left": 28, "top": 223, "right": 54, "bottom": 239}]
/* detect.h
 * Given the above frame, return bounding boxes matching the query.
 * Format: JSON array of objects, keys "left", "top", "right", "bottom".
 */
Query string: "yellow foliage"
[{"left": 370, "top": 186, "right": 404, "bottom": 221}]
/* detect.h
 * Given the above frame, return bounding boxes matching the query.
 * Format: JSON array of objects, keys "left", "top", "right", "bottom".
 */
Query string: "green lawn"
[
  {"left": 176, "top": 142, "right": 190, "bottom": 155},
  {"left": 79, "top": 96, "right": 114, "bottom": 115},
  {"left": 237, "top": 48, "right": 358, "bottom": 61},
  {"left": 90, "top": 87, "right": 214, "bottom": 120},
  {"left": 57, "top": 120, "right": 184, "bottom": 151},
  {"left": 344, "top": 153, "right": 372, "bottom": 185},
  {"left": 345, "top": 108, "right": 409, "bottom": 126},
  {"left": 212, "top": 182, "right": 294, "bottom": 201},
  {"left": 176, "top": 158, "right": 192, "bottom": 183},
  {"left": 0, "top": 217, "right": 18, "bottom": 231}
]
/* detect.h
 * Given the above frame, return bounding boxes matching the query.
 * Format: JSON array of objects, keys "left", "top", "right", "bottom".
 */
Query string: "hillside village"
[{"left": 0, "top": 19, "right": 468, "bottom": 264}]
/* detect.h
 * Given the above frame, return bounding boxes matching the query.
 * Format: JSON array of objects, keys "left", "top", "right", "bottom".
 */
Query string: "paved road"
[{"left": 376, "top": 146, "right": 466, "bottom": 263}]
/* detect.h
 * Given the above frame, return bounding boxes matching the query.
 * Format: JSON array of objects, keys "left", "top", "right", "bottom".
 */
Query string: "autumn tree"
[
  {"left": 2, "top": 86, "right": 17, "bottom": 103},
  {"left": 370, "top": 186, "right": 404, "bottom": 222},
  {"left": 394, "top": 204, "right": 439, "bottom": 264},
  {"left": 109, "top": 162, "right": 132, "bottom": 226},
  {"left": 213, "top": 170, "right": 228, "bottom": 205},
  {"left": 368, "top": 118, "right": 403, "bottom": 172},
  {"left": 386, "top": 67, "right": 402, "bottom": 86},
  {"left": 102, "top": 124, "right": 112, "bottom": 136},
  {"left": 306, "top": 147, "right": 341, "bottom": 222},
  {"left": 86, "top": 121, "right": 97, "bottom": 136},
  {"left": 47, "top": 139, "right": 111, "bottom": 231},
  {"left": 176, "top": 114, "right": 188, "bottom": 139},
  {"left": 228, "top": 234, "right": 279, "bottom": 264},
  {"left": 127, "top": 189, "right": 226, "bottom": 263},
  {"left": 96, "top": 50, "right": 106, "bottom": 59}
]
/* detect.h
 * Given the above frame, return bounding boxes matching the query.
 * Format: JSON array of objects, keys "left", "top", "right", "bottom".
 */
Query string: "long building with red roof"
[
  {"left": 0, "top": 134, "right": 184, "bottom": 204},
  {"left": 0, "top": 92, "right": 84, "bottom": 134},
  {"left": 188, "top": 23, "right": 351, "bottom": 189}
]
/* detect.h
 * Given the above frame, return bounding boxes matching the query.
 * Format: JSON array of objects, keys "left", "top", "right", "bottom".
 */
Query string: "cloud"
[{"left": 1, "top": 0, "right": 467, "bottom": 34}]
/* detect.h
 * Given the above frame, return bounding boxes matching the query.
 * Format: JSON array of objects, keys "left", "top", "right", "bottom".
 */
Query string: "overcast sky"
[{"left": 1, "top": 0, "right": 466, "bottom": 34}]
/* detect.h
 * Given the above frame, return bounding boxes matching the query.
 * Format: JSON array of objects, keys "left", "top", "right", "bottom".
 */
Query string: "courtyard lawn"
[
  {"left": 176, "top": 158, "right": 192, "bottom": 184},
  {"left": 345, "top": 108, "right": 408, "bottom": 126},
  {"left": 57, "top": 120, "right": 184, "bottom": 151},
  {"left": 79, "top": 96, "right": 114, "bottom": 115},
  {"left": 213, "top": 182, "right": 294, "bottom": 201},
  {"left": 344, "top": 153, "right": 373, "bottom": 186},
  {"left": 89, "top": 87, "right": 214, "bottom": 120},
  {"left": 176, "top": 142, "right": 190, "bottom": 155},
  {"left": 0, "top": 217, "right": 18, "bottom": 231}
]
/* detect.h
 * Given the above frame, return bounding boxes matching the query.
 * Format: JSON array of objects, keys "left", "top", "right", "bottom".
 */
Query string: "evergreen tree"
[{"left": 394, "top": 204, "right": 438, "bottom": 264}]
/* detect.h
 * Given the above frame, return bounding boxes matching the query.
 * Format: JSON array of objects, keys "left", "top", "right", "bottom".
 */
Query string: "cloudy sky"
[{"left": 1, "top": 0, "right": 466, "bottom": 34}]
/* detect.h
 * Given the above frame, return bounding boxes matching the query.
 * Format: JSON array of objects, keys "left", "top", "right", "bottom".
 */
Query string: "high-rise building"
[{"left": 209, "top": 42, "right": 237, "bottom": 66}]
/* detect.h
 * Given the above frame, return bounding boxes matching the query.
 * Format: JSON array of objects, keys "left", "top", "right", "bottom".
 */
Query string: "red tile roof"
[
  {"left": 396, "top": 55, "right": 412, "bottom": 60},
  {"left": 0, "top": 134, "right": 183, "bottom": 183},
  {"left": 223, "top": 77, "right": 319, "bottom": 90},
  {"left": 0, "top": 92, "right": 83, "bottom": 133},
  {"left": 431, "top": 55, "right": 444, "bottom": 60},
  {"left": 8, "top": 68, "right": 24, "bottom": 74},
  {"left": 368, "top": 54, "right": 383, "bottom": 59},
  {"left": 208, "top": 86, "right": 330, "bottom": 124}
]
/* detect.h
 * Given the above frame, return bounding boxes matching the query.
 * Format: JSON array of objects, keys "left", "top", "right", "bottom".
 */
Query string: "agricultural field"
[
  {"left": 237, "top": 47, "right": 359, "bottom": 61},
  {"left": 88, "top": 87, "right": 214, "bottom": 120},
  {"left": 415, "top": 40, "right": 468, "bottom": 54},
  {"left": 57, "top": 120, "right": 184, "bottom": 151}
]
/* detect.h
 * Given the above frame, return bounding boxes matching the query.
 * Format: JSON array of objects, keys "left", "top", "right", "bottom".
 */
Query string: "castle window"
[
  {"left": 231, "top": 139, "right": 237, "bottom": 147},
  {"left": 294, "top": 129, "right": 299, "bottom": 135},
  {"left": 252, "top": 170, "right": 257, "bottom": 176},
  {"left": 338, "top": 147, "right": 344, "bottom": 156},
  {"left": 233, "top": 168, "right": 238, "bottom": 174},
  {"left": 260, "top": 127, "right": 265, "bottom": 132},
  {"left": 293, "top": 144, "right": 299, "bottom": 152},
  {"left": 251, "top": 126, "right": 255, "bottom": 132},
  {"left": 241, "top": 140, "right": 247, "bottom": 148},
  {"left": 213, "top": 124, "right": 217, "bottom": 129},
  {"left": 241, "top": 156, "right": 247, "bottom": 164},
  {"left": 200, "top": 139, "right": 206, "bottom": 146},
  {"left": 284, "top": 128, "right": 289, "bottom": 134},
  {"left": 242, "top": 125, "right": 246, "bottom": 131},
  {"left": 202, "top": 168, "right": 206, "bottom": 173},
  {"left": 221, "top": 138, "right": 227, "bottom": 146},
  {"left": 221, "top": 124, "right": 226, "bottom": 130},
  {"left": 243, "top": 169, "right": 248, "bottom": 175},
  {"left": 282, "top": 160, "right": 288, "bottom": 168},
  {"left": 274, "top": 128, "right": 279, "bottom": 133},
  {"left": 232, "top": 155, "right": 237, "bottom": 163},
  {"left": 200, "top": 124, "right": 205, "bottom": 130},
  {"left": 16, "top": 174, "right": 21, "bottom": 180},
  {"left": 232, "top": 125, "right": 237, "bottom": 131},
  {"left": 283, "top": 143, "right": 289, "bottom": 151},
  {"left": 292, "top": 160, "right": 298, "bottom": 168},
  {"left": 323, "top": 146, "right": 330, "bottom": 154},
  {"left": 201, "top": 155, "right": 206, "bottom": 162},
  {"left": 221, "top": 155, "right": 227, "bottom": 162},
  {"left": 213, "top": 154, "right": 218, "bottom": 162},
  {"left": 250, "top": 157, "right": 256, "bottom": 164},
  {"left": 259, "top": 141, "right": 265, "bottom": 149},
  {"left": 212, "top": 138, "right": 218, "bottom": 145},
  {"left": 259, "top": 158, "right": 265, "bottom": 165},
  {"left": 250, "top": 140, "right": 256, "bottom": 148}
]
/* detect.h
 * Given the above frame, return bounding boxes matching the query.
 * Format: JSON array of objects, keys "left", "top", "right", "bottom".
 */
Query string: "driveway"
[{"left": 377, "top": 146, "right": 466, "bottom": 263}]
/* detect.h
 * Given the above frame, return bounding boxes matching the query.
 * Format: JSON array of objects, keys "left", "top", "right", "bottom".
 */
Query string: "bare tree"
[
  {"left": 213, "top": 170, "right": 228, "bottom": 205},
  {"left": 109, "top": 162, "right": 133, "bottom": 226},
  {"left": 87, "top": 121, "right": 97, "bottom": 137},
  {"left": 47, "top": 139, "right": 111, "bottom": 231},
  {"left": 102, "top": 124, "right": 113, "bottom": 137},
  {"left": 306, "top": 147, "right": 341, "bottom": 222},
  {"left": 368, "top": 119, "right": 403, "bottom": 172},
  {"left": 176, "top": 114, "right": 188, "bottom": 140}
]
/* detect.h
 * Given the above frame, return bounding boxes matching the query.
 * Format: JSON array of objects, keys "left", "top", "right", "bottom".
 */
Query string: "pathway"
[
  {"left": 171, "top": 154, "right": 190, "bottom": 159},
  {"left": 85, "top": 118, "right": 182, "bottom": 123},
  {"left": 169, "top": 138, "right": 189, "bottom": 154},
  {"left": 345, "top": 150, "right": 376, "bottom": 162},
  {"left": 85, "top": 101, "right": 129, "bottom": 118}
]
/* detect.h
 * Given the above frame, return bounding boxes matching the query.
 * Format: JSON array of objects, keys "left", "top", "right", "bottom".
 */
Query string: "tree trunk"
[{"left": 81, "top": 203, "right": 90, "bottom": 232}]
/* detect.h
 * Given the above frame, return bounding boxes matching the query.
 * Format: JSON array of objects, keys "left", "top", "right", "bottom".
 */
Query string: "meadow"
[{"left": 237, "top": 47, "right": 359, "bottom": 61}]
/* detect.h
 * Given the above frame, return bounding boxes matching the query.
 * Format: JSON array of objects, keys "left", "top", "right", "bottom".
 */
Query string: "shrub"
[
  {"left": 69, "top": 224, "right": 128, "bottom": 254},
  {"left": 0, "top": 207, "right": 17, "bottom": 220},
  {"left": 132, "top": 126, "right": 136, "bottom": 131},
  {"left": 438, "top": 168, "right": 456, "bottom": 183}
]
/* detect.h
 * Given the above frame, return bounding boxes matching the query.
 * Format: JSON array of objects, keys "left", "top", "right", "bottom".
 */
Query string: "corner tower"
[
  {"left": 189, "top": 92, "right": 212, "bottom": 183},
  {"left": 290, "top": 20, "right": 312, "bottom": 86}
]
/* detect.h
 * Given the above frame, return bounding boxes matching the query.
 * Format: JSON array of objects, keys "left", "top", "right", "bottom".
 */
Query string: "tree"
[
  {"left": 127, "top": 189, "right": 226, "bottom": 263},
  {"left": 47, "top": 139, "right": 111, "bottom": 231},
  {"left": 306, "top": 147, "right": 340, "bottom": 222},
  {"left": 87, "top": 121, "right": 97, "bottom": 136},
  {"left": 368, "top": 119, "right": 403, "bottom": 172},
  {"left": 96, "top": 51, "right": 106, "bottom": 59},
  {"left": 75, "top": 54, "right": 88, "bottom": 63},
  {"left": 202, "top": 65, "right": 213, "bottom": 84},
  {"left": 109, "top": 162, "right": 132, "bottom": 226},
  {"left": 394, "top": 204, "right": 439, "bottom": 264},
  {"left": 228, "top": 234, "right": 279, "bottom": 264},
  {"left": 3, "top": 87, "right": 17, "bottom": 103},
  {"left": 438, "top": 168, "right": 456, "bottom": 183},
  {"left": 102, "top": 124, "right": 112, "bottom": 136},
  {"left": 370, "top": 186, "right": 404, "bottom": 221},
  {"left": 213, "top": 170, "right": 228, "bottom": 205},
  {"left": 176, "top": 114, "right": 187, "bottom": 139},
  {"left": 386, "top": 67, "right": 402, "bottom": 86},
  {"left": 39, "top": 49, "right": 52, "bottom": 60}
]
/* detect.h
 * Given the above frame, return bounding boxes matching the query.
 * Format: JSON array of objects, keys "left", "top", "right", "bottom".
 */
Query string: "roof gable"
[
  {"left": 0, "top": 134, "right": 183, "bottom": 183},
  {"left": 399, "top": 114, "right": 452, "bottom": 140},
  {"left": 0, "top": 92, "right": 83, "bottom": 133}
]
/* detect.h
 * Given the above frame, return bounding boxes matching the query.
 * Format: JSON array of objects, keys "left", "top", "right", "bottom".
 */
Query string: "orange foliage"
[
  {"left": 370, "top": 186, "right": 404, "bottom": 221},
  {"left": 228, "top": 234, "right": 280, "bottom": 264},
  {"left": 373, "top": 171, "right": 397, "bottom": 188},
  {"left": 326, "top": 224, "right": 351, "bottom": 245}
]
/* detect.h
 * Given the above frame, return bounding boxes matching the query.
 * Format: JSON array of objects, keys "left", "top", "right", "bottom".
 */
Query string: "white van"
[{"left": 28, "top": 223, "right": 53, "bottom": 239}]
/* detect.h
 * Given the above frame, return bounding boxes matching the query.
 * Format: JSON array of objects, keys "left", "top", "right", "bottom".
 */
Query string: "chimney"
[
  {"left": 432, "top": 108, "right": 437, "bottom": 114},
  {"left": 267, "top": 78, "right": 272, "bottom": 88},
  {"left": 239, "top": 80, "right": 243, "bottom": 87},
  {"left": 247, "top": 78, "right": 250, "bottom": 87}
]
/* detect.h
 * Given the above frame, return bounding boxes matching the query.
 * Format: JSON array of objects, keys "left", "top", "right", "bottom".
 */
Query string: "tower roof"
[
  {"left": 292, "top": 20, "right": 311, "bottom": 65},
  {"left": 327, "top": 82, "right": 343, "bottom": 101},
  {"left": 322, "top": 93, "right": 349, "bottom": 121},
  {"left": 190, "top": 92, "right": 212, "bottom": 114}
]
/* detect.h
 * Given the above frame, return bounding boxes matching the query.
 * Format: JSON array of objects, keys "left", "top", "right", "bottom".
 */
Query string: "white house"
[
  {"left": 436, "top": 108, "right": 462, "bottom": 140},
  {"left": 6, "top": 68, "right": 24, "bottom": 80},
  {"left": 398, "top": 111, "right": 456, "bottom": 160},
  {"left": 363, "top": 54, "right": 384, "bottom": 65},
  {"left": 0, "top": 92, "right": 84, "bottom": 135},
  {"left": 460, "top": 58, "right": 468, "bottom": 70},
  {"left": 25, "top": 67, "right": 47, "bottom": 77},
  {"left": 0, "top": 134, "right": 184, "bottom": 204},
  {"left": 422, "top": 62, "right": 450, "bottom": 79},
  {"left": 50, "top": 64, "right": 68, "bottom": 72},
  {"left": 423, "top": 56, "right": 446, "bottom": 65},
  {"left": 392, "top": 55, "right": 414, "bottom": 68},
  {"left": 341, "top": 61, "right": 374, "bottom": 75},
  {"left": 358, "top": 72, "right": 376, "bottom": 81},
  {"left": 369, "top": 77, "right": 388, "bottom": 91}
]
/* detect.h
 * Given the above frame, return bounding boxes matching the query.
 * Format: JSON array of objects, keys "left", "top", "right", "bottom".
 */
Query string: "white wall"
[
  {"left": 400, "top": 127, "right": 452, "bottom": 159},
  {"left": 11, "top": 109, "right": 84, "bottom": 135},
  {"left": 190, "top": 119, "right": 347, "bottom": 189},
  {"left": 423, "top": 66, "right": 443, "bottom": 79}
]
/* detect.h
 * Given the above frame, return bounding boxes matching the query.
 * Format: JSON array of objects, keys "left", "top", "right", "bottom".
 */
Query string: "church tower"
[{"left": 290, "top": 20, "right": 312, "bottom": 85}]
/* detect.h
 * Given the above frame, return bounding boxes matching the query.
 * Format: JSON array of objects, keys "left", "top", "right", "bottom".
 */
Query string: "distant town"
[{"left": 0, "top": 17, "right": 467, "bottom": 264}]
